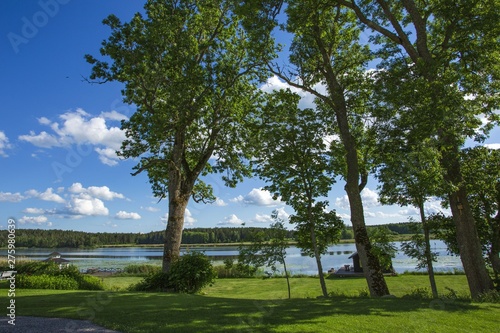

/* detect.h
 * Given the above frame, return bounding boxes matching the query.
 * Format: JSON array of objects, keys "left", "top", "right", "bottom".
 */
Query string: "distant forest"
[{"left": 0, "top": 223, "right": 418, "bottom": 248}]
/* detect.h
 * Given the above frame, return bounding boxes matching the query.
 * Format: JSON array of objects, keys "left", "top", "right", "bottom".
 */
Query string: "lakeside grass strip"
[{"left": 6, "top": 276, "right": 498, "bottom": 333}]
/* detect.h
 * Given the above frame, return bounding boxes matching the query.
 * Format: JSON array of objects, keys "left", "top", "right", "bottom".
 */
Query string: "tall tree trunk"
[
  {"left": 310, "top": 225, "right": 328, "bottom": 297},
  {"left": 419, "top": 202, "right": 438, "bottom": 298},
  {"left": 442, "top": 149, "right": 493, "bottom": 298},
  {"left": 163, "top": 194, "right": 189, "bottom": 272},
  {"left": 337, "top": 101, "right": 390, "bottom": 297}
]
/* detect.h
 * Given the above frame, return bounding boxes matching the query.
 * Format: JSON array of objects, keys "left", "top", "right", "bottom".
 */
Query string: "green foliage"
[
  {"left": 368, "top": 227, "right": 397, "bottom": 271},
  {"left": 15, "top": 261, "right": 104, "bottom": 290},
  {"left": 17, "top": 274, "right": 79, "bottom": 290},
  {"left": 168, "top": 252, "right": 217, "bottom": 293},
  {"left": 400, "top": 222, "right": 438, "bottom": 270},
  {"left": 132, "top": 252, "right": 216, "bottom": 293}
]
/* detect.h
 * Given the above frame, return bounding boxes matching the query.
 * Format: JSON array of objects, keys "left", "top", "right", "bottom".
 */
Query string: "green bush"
[
  {"left": 76, "top": 274, "right": 105, "bottom": 290},
  {"left": 17, "top": 274, "right": 79, "bottom": 290},
  {"left": 15, "top": 261, "right": 103, "bottom": 290},
  {"left": 131, "top": 252, "right": 216, "bottom": 293},
  {"left": 476, "top": 290, "right": 500, "bottom": 303},
  {"left": 168, "top": 252, "right": 217, "bottom": 293}
]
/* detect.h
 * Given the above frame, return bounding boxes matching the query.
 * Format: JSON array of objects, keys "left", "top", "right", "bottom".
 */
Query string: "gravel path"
[{"left": 0, "top": 316, "right": 122, "bottom": 333}]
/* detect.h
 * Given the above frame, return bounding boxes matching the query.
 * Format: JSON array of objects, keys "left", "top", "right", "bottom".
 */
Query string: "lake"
[{"left": 16, "top": 240, "right": 462, "bottom": 275}]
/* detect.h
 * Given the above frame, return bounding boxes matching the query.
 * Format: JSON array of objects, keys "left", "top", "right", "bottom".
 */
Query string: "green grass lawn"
[{"left": 4, "top": 276, "right": 500, "bottom": 333}]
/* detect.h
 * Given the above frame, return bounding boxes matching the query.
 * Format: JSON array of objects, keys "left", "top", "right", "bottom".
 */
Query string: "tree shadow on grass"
[{"left": 15, "top": 290, "right": 491, "bottom": 333}]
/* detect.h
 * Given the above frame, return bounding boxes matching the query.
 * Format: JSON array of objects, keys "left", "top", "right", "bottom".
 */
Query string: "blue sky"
[{"left": 1, "top": 1, "right": 498, "bottom": 233}]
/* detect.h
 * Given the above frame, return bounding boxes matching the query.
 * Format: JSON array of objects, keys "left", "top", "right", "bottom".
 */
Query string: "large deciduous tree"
[
  {"left": 86, "top": 0, "right": 264, "bottom": 272},
  {"left": 271, "top": 1, "right": 390, "bottom": 297},
  {"left": 337, "top": 0, "right": 499, "bottom": 298}
]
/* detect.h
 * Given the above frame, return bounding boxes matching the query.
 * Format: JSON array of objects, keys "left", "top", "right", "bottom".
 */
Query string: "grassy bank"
[{"left": 4, "top": 275, "right": 499, "bottom": 332}]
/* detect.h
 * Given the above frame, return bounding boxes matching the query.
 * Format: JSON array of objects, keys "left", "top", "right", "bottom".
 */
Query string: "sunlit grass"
[{"left": 4, "top": 275, "right": 498, "bottom": 333}]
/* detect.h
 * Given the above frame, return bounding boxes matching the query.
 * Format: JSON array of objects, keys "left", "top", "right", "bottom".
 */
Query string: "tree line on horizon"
[{"left": 0, "top": 223, "right": 419, "bottom": 248}]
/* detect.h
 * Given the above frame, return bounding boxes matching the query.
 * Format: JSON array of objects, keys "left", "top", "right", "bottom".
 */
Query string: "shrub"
[
  {"left": 16, "top": 261, "right": 61, "bottom": 276},
  {"left": 76, "top": 275, "right": 105, "bottom": 290},
  {"left": 17, "top": 274, "right": 79, "bottom": 290},
  {"left": 168, "top": 252, "right": 217, "bottom": 293}
]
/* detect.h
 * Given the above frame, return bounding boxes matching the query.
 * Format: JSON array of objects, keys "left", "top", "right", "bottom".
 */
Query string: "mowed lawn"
[{"left": 6, "top": 276, "right": 500, "bottom": 333}]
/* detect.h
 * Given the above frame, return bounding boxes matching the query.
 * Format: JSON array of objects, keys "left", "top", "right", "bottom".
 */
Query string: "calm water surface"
[{"left": 16, "top": 240, "right": 462, "bottom": 275}]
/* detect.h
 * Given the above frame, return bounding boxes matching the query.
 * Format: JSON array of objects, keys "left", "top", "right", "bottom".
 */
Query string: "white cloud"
[
  {"left": 25, "top": 188, "right": 65, "bottom": 204},
  {"left": 253, "top": 213, "right": 273, "bottom": 224},
  {"left": 68, "top": 183, "right": 124, "bottom": 200},
  {"left": 38, "top": 188, "right": 66, "bottom": 203},
  {"left": 115, "top": 211, "right": 141, "bottom": 220},
  {"left": 95, "top": 147, "right": 120, "bottom": 166},
  {"left": 0, "top": 131, "right": 13, "bottom": 157},
  {"left": 230, "top": 188, "right": 281, "bottom": 206},
  {"left": 100, "top": 111, "right": 128, "bottom": 121},
  {"left": 0, "top": 192, "right": 24, "bottom": 202},
  {"left": 19, "top": 131, "right": 62, "bottom": 148},
  {"left": 218, "top": 214, "right": 244, "bottom": 226},
  {"left": 23, "top": 207, "right": 46, "bottom": 214},
  {"left": 68, "top": 194, "right": 109, "bottom": 216},
  {"left": 184, "top": 208, "right": 196, "bottom": 226},
  {"left": 18, "top": 215, "right": 52, "bottom": 226},
  {"left": 142, "top": 206, "right": 160, "bottom": 212},
  {"left": 212, "top": 198, "right": 228, "bottom": 207},
  {"left": 19, "top": 109, "right": 126, "bottom": 166},
  {"left": 484, "top": 143, "right": 500, "bottom": 150}
]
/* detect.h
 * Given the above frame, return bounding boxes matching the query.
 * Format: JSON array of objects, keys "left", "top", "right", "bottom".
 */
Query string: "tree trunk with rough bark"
[{"left": 443, "top": 150, "right": 493, "bottom": 298}]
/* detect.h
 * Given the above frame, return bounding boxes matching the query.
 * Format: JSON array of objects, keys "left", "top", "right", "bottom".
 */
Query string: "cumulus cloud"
[
  {"left": 68, "top": 183, "right": 125, "bottom": 200},
  {"left": 68, "top": 194, "right": 109, "bottom": 216},
  {"left": 18, "top": 215, "right": 52, "bottom": 226},
  {"left": 25, "top": 188, "right": 65, "bottom": 204},
  {"left": 23, "top": 207, "right": 47, "bottom": 214},
  {"left": 218, "top": 214, "right": 244, "bottom": 226},
  {"left": 115, "top": 211, "right": 141, "bottom": 220},
  {"left": 19, "top": 108, "right": 127, "bottom": 166},
  {"left": 230, "top": 188, "right": 281, "bottom": 206},
  {"left": 0, "top": 192, "right": 25, "bottom": 202},
  {"left": 0, "top": 131, "right": 13, "bottom": 157}
]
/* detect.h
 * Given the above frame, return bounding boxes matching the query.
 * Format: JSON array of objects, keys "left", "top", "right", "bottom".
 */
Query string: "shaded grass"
[{"left": 5, "top": 276, "right": 498, "bottom": 333}]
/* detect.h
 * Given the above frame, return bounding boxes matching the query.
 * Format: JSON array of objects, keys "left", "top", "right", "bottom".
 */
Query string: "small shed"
[{"left": 43, "top": 252, "right": 71, "bottom": 269}]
